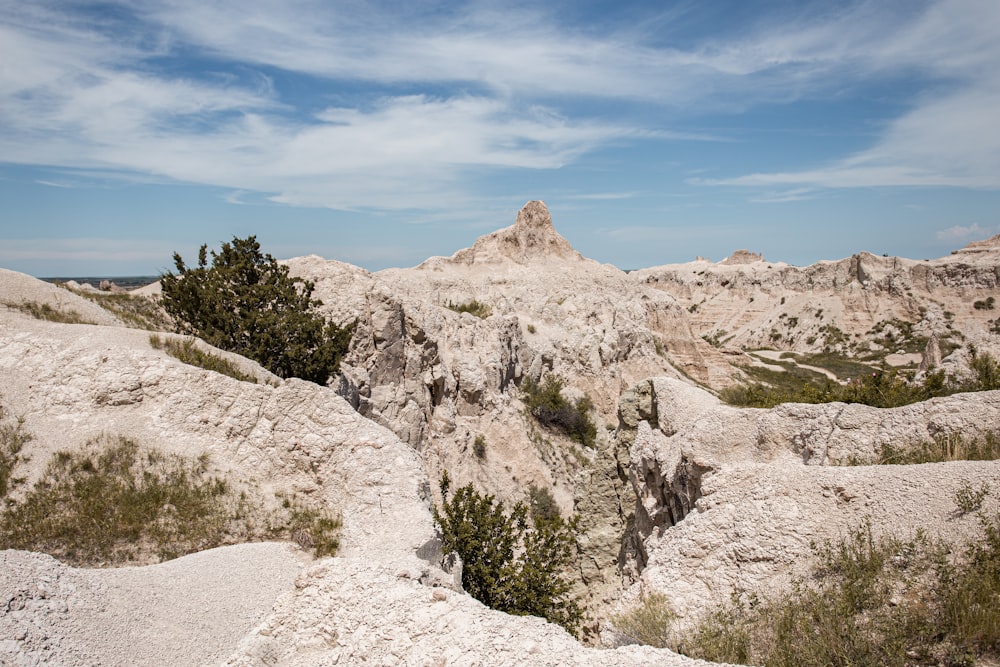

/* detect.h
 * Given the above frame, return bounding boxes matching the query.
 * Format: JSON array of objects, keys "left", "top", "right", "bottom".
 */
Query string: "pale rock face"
[
  {"left": 634, "top": 246, "right": 1000, "bottom": 364},
  {"left": 286, "top": 202, "right": 740, "bottom": 621},
  {"left": 617, "top": 377, "right": 1000, "bottom": 630}
]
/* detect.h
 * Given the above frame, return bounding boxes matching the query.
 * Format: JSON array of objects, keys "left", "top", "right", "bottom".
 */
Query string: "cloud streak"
[{"left": 0, "top": 0, "right": 998, "bottom": 217}]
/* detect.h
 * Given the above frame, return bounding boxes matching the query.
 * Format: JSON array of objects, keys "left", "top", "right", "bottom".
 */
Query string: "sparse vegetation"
[
  {"left": 274, "top": 492, "right": 342, "bottom": 557},
  {"left": 433, "top": 472, "right": 582, "bottom": 634},
  {"left": 0, "top": 425, "right": 341, "bottom": 564},
  {"left": 0, "top": 435, "right": 241, "bottom": 563},
  {"left": 0, "top": 402, "right": 30, "bottom": 500},
  {"left": 526, "top": 323, "right": 537, "bottom": 334},
  {"left": 473, "top": 434, "right": 487, "bottom": 460},
  {"left": 521, "top": 375, "right": 597, "bottom": 447},
  {"left": 724, "top": 348, "right": 1000, "bottom": 410},
  {"left": 4, "top": 299, "right": 91, "bottom": 324},
  {"left": 974, "top": 297, "right": 996, "bottom": 311},
  {"left": 681, "top": 517, "right": 1000, "bottom": 667},
  {"left": 954, "top": 480, "right": 991, "bottom": 515},
  {"left": 446, "top": 299, "right": 492, "bottom": 319},
  {"left": 69, "top": 288, "right": 172, "bottom": 330},
  {"left": 611, "top": 592, "right": 676, "bottom": 648},
  {"left": 149, "top": 334, "right": 257, "bottom": 383},
  {"left": 875, "top": 433, "right": 1000, "bottom": 465},
  {"left": 160, "top": 235, "right": 354, "bottom": 385}
]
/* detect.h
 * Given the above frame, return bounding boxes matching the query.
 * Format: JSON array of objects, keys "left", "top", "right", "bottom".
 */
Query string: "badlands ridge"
[{"left": 1, "top": 201, "right": 999, "bottom": 665}]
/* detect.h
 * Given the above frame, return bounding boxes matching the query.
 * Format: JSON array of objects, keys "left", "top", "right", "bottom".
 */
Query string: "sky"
[{"left": 2, "top": 0, "right": 1000, "bottom": 276}]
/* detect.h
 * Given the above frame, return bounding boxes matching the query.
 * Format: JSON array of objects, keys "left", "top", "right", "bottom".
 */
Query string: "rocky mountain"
[{"left": 2, "top": 203, "right": 1000, "bottom": 665}]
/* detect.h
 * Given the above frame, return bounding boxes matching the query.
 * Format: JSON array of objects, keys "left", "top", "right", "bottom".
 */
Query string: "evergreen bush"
[{"left": 160, "top": 236, "right": 353, "bottom": 385}]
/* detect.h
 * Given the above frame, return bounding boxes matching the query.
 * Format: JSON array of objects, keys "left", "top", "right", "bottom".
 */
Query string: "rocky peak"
[
  {"left": 435, "top": 200, "right": 586, "bottom": 266},
  {"left": 720, "top": 249, "right": 765, "bottom": 265}
]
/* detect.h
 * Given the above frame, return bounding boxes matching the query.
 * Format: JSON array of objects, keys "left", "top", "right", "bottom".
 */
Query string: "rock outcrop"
[{"left": 615, "top": 377, "right": 1000, "bottom": 629}]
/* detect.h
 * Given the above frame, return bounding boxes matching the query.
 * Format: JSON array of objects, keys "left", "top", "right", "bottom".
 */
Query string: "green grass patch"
[
  {"left": 791, "top": 352, "right": 880, "bottom": 380},
  {"left": 0, "top": 430, "right": 341, "bottom": 565},
  {"left": 0, "top": 435, "right": 239, "bottom": 563},
  {"left": 4, "top": 300, "right": 91, "bottom": 324},
  {"left": 446, "top": 299, "right": 492, "bottom": 319},
  {"left": 150, "top": 334, "right": 258, "bottom": 383}
]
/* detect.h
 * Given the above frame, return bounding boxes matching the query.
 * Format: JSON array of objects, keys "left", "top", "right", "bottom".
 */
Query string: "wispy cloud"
[
  {"left": 936, "top": 223, "right": 998, "bottom": 242},
  {"left": 1, "top": 0, "right": 998, "bottom": 216}
]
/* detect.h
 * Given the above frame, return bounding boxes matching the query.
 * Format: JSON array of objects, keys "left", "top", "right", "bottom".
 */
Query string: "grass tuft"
[
  {"left": 150, "top": 334, "right": 257, "bottom": 383},
  {"left": 446, "top": 299, "right": 492, "bottom": 319},
  {"left": 68, "top": 287, "right": 172, "bottom": 331},
  {"left": 0, "top": 435, "right": 237, "bottom": 563},
  {"left": 3, "top": 300, "right": 91, "bottom": 324},
  {"left": 611, "top": 592, "right": 676, "bottom": 648},
  {"left": 0, "top": 402, "right": 31, "bottom": 500}
]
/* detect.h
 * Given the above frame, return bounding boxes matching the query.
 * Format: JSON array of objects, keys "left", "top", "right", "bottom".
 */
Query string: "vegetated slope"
[{"left": 612, "top": 377, "right": 1000, "bottom": 648}]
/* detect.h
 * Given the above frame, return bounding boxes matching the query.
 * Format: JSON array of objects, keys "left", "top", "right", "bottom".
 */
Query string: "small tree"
[
  {"left": 160, "top": 236, "right": 353, "bottom": 385},
  {"left": 433, "top": 472, "right": 582, "bottom": 634}
]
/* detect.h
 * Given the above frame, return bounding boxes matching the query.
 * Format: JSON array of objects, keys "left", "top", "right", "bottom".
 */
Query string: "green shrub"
[
  {"left": 160, "top": 236, "right": 354, "bottom": 385},
  {"left": 446, "top": 299, "right": 492, "bottom": 319},
  {"left": 433, "top": 472, "right": 582, "bottom": 634},
  {"left": 521, "top": 375, "right": 597, "bottom": 447},
  {"left": 150, "top": 334, "right": 257, "bottom": 383},
  {"left": 973, "top": 297, "right": 995, "bottom": 311}
]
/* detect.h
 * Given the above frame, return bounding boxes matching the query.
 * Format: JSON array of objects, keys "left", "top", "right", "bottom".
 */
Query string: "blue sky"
[{"left": 2, "top": 0, "right": 999, "bottom": 276}]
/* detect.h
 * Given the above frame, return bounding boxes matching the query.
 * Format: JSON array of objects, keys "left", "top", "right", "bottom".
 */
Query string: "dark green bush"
[
  {"left": 433, "top": 472, "right": 582, "bottom": 634},
  {"left": 521, "top": 375, "right": 597, "bottom": 447},
  {"left": 160, "top": 236, "right": 354, "bottom": 385}
]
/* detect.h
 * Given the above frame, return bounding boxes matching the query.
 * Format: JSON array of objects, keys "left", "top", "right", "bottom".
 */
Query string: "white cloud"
[
  {"left": 935, "top": 223, "right": 997, "bottom": 242},
  {"left": 2, "top": 0, "right": 999, "bottom": 214}
]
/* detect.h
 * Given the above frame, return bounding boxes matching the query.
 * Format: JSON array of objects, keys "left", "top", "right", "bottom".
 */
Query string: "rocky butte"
[{"left": 0, "top": 201, "right": 998, "bottom": 665}]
